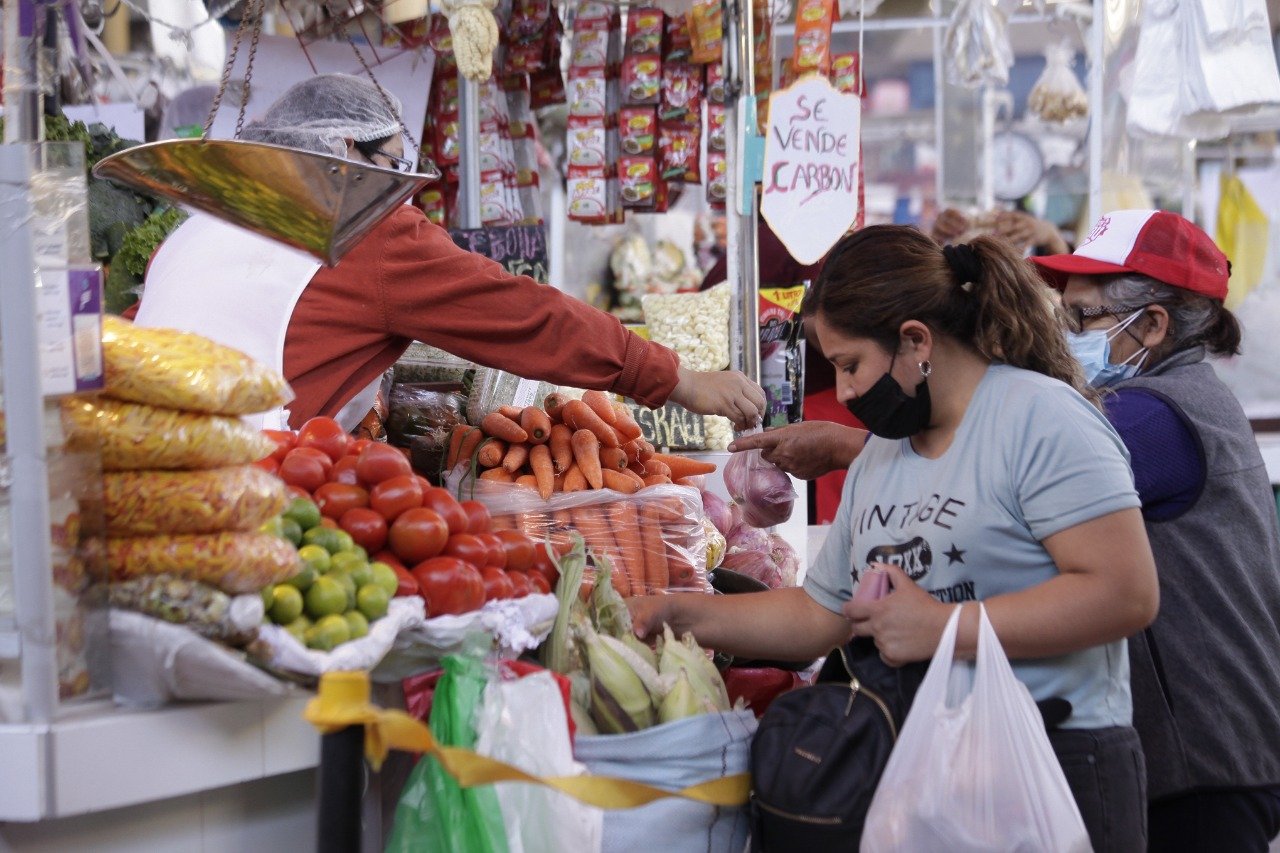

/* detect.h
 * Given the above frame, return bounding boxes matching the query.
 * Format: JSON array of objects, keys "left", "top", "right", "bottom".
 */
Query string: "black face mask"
[{"left": 845, "top": 356, "right": 932, "bottom": 439}]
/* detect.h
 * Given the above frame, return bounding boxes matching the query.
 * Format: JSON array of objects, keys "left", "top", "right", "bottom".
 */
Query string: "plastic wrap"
[
  {"left": 466, "top": 368, "right": 553, "bottom": 426},
  {"left": 108, "top": 574, "right": 263, "bottom": 645},
  {"left": 723, "top": 436, "right": 796, "bottom": 528},
  {"left": 63, "top": 397, "right": 276, "bottom": 471},
  {"left": 101, "top": 315, "right": 292, "bottom": 415},
  {"left": 107, "top": 532, "right": 301, "bottom": 594},
  {"left": 458, "top": 479, "right": 710, "bottom": 595},
  {"left": 1027, "top": 41, "right": 1088, "bottom": 123},
  {"left": 641, "top": 283, "right": 731, "bottom": 372},
  {"left": 103, "top": 465, "right": 288, "bottom": 536},
  {"left": 943, "top": 0, "right": 1014, "bottom": 89},
  {"left": 387, "top": 384, "right": 468, "bottom": 449}
]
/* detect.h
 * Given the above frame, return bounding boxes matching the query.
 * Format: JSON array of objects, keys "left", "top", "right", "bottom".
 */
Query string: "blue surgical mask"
[{"left": 1067, "top": 310, "right": 1150, "bottom": 388}]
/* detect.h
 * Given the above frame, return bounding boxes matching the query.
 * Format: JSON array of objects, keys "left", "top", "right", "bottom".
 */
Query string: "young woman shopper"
[{"left": 630, "top": 224, "right": 1159, "bottom": 852}]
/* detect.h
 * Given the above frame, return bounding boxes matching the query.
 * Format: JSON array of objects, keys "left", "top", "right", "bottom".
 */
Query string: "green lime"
[
  {"left": 269, "top": 584, "right": 304, "bottom": 624},
  {"left": 330, "top": 551, "right": 368, "bottom": 576},
  {"left": 327, "top": 570, "right": 357, "bottom": 610},
  {"left": 259, "top": 515, "right": 286, "bottom": 539},
  {"left": 284, "top": 615, "right": 312, "bottom": 643},
  {"left": 261, "top": 585, "right": 276, "bottom": 611},
  {"left": 349, "top": 561, "right": 376, "bottom": 590},
  {"left": 281, "top": 517, "right": 304, "bottom": 547},
  {"left": 357, "top": 584, "right": 390, "bottom": 620},
  {"left": 303, "top": 526, "right": 346, "bottom": 555},
  {"left": 305, "top": 576, "right": 348, "bottom": 619},
  {"left": 344, "top": 610, "right": 370, "bottom": 640},
  {"left": 284, "top": 497, "right": 322, "bottom": 532},
  {"left": 349, "top": 545, "right": 369, "bottom": 563},
  {"left": 306, "top": 614, "right": 351, "bottom": 650},
  {"left": 297, "top": 544, "right": 332, "bottom": 576},
  {"left": 332, "top": 530, "right": 355, "bottom": 554},
  {"left": 370, "top": 562, "right": 398, "bottom": 597},
  {"left": 285, "top": 564, "right": 317, "bottom": 591}
]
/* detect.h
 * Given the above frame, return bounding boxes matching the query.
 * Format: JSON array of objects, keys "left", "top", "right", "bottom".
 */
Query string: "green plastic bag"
[{"left": 386, "top": 643, "right": 510, "bottom": 853}]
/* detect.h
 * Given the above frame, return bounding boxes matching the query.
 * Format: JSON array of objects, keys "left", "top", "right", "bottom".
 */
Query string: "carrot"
[
  {"left": 602, "top": 469, "right": 641, "bottom": 494},
  {"left": 458, "top": 427, "right": 485, "bottom": 466},
  {"left": 642, "top": 458, "right": 672, "bottom": 477},
  {"left": 563, "top": 400, "right": 621, "bottom": 448},
  {"left": 498, "top": 405, "right": 524, "bottom": 420},
  {"left": 637, "top": 440, "right": 655, "bottom": 462},
  {"left": 563, "top": 464, "right": 588, "bottom": 492},
  {"left": 518, "top": 510, "right": 549, "bottom": 538},
  {"left": 643, "top": 474, "right": 672, "bottom": 487},
  {"left": 571, "top": 429, "right": 603, "bottom": 489},
  {"left": 529, "top": 444, "right": 555, "bottom": 500},
  {"left": 640, "top": 503, "right": 670, "bottom": 591},
  {"left": 553, "top": 472, "right": 566, "bottom": 493},
  {"left": 520, "top": 406, "right": 553, "bottom": 444},
  {"left": 652, "top": 453, "right": 716, "bottom": 480},
  {"left": 612, "top": 406, "right": 643, "bottom": 442},
  {"left": 477, "top": 438, "right": 506, "bottom": 468},
  {"left": 445, "top": 424, "right": 470, "bottom": 470},
  {"left": 621, "top": 439, "right": 642, "bottom": 464},
  {"left": 502, "top": 442, "right": 530, "bottom": 474},
  {"left": 573, "top": 506, "right": 628, "bottom": 598},
  {"left": 482, "top": 412, "right": 529, "bottom": 443},
  {"left": 581, "top": 390, "right": 618, "bottom": 425},
  {"left": 622, "top": 468, "right": 646, "bottom": 490},
  {"left": 549, "top": 424, "right": 574, "bottom": 474},
  {"left": 599, "top": 446, "right": 628, "bottom": 471},
  {"left": 480, "top": 467, "right": 514, "bottom": 483},
  {"left": 542, "top": 393, "right": 568, "bottom": 421},
  {"left": 627, "top": 460, "right": 646, "bottom": 478},
  {"left": 490, "top": 513, "right": 515, "bottom": 530},
  {"left": 666, "top": 539, "right": 699, "bottom": 588},
  {"left": 515, "top": 474, "right": 539, "bottom": 490},
  {"left": 607, "top": 501, "right": 647, "bottom": 596}
]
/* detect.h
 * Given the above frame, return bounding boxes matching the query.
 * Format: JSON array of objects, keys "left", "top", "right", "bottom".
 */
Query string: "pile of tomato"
[{"left": 259, "top": 417, "right": 560, "bottom": 618}]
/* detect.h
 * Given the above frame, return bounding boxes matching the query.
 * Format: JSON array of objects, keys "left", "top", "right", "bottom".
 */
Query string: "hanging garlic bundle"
[
  {"left": 1028, "top": 40, "right": 1089, "bottom": 123},
  {"left": 441, "top": 0, "right": 500, "bottom": 81},
  {"left": 944, "top": 0, "right": 1015, "bottom": 88}
]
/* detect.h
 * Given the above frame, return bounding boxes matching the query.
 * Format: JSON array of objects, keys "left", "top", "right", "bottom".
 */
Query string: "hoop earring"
[{"left": 918, "top": 361, "right": 932, "bottom": 378}]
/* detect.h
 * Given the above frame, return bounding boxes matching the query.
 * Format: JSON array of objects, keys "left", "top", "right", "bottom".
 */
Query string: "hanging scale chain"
[{"left": 202, "top": 0, "right": 266, "bottom": 140}]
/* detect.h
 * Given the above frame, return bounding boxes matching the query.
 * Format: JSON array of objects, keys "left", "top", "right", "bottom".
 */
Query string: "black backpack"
[{"left": 747, "top": 639, "right": 923, "bottom": 852}]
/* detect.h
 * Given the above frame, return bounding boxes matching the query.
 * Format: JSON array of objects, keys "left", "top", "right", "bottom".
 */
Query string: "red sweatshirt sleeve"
[{"left": 375, "top": 207, "right": 681, "bottom": 407}]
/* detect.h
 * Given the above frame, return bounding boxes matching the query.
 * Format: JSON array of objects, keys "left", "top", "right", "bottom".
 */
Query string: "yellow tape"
[{"left": 305, "top": 671, "right": 751, "bottom": 810}]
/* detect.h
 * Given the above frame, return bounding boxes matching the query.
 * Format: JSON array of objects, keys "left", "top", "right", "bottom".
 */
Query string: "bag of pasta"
[
  {"left": 104, "top": 466, "right": 289, "bottom": 536},
  {"left": 107, "top": 532, "right": 300, "bottom": 594},
  {"left": 63, "top": 398, "right": 275, "bottom": 471},
  {"left": 102, "top": 316, "right": 292, "bottom": 416}
]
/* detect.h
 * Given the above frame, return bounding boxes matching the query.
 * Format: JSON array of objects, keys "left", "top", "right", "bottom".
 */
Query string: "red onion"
[
  {"left": 768, "top": 534, "right": 800, "bottom": 587},
  {"left": 700, "top": 489, "right": 734, "bottom": 538},
  {"left": 727, "top": 524, "right": 771, "bottom": 555},
  {"left": 724, "top": 448, "right": 796, "bottom": 529},
  {"left": 722, "top": 548, "right": 786, "bottom": 589}
]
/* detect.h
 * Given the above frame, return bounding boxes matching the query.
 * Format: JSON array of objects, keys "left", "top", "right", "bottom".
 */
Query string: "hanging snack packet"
[
  {"left": 832, "top": 52, "right": 863, "bottom": 95},
  {"left": 666, "top": 13, "right": 693, "bottom": 61},
  {"left": 530, "top": 67, "right": 566, "bottom": 108},
  {"left": 707, "top": 103, "right": 727, "bottom": 151},
  {"left": 567, "top": 117, "right": 609, "bottom": 169},
  {"left": 659, "top": 123, "right": 701, "bottom": 183},
  {"left": 706, "top": 62, "right": 727, "bottom": 103},
  {"left": 626, "top": 6, "right": 664, "bottom": 54},
  {"left": 688, "top": 0, "right": 723, "bottom": 64},
  {"left": 661, "top": 62, "right": 702, "bottom": 122},
  {"left": 622, "top": 54, "right": 662, "bottom": 105},
  {"left": 706, "top": 151, "right": 728, "bottom": 207},
  {"left": 792, "top": 0, "right": 835, "bottom": 78},
  {"left": 759, "top": 286, "right": 806, "bottom": 427},
  {"left": 619, "top": 107, "right": 658, "bottom": 154},
  {"left": 619, "top": 155, "right": 658, "bottom": 208},
  {"left": 567, "top": 174, "right": 610, "bottom": 224}
]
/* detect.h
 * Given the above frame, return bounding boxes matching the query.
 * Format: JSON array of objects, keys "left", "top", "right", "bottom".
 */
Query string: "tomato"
[
  {"left": 263, "top": 429, "right": 296, "bottom": 463},
  {"left": 279, "top": 447, "right": 332, "bottom": 493},
  {"left": 348, "top": 438, "right": 373, "bottom": 457},
  {"left": 388, "top": 508, "right": 449, "bottom": 564},
  {"left": 495, "top": 529, "right": 536, "bottom": 571},
  {"left": 421, "top": 488, "right": 468, "bottom": 535},
  {"left": 356, "top": 443, "right": 413, "bottom": 486},
  {"left": 253, "top": 456, "right": 280, "bottom": 475},
  {"left": 328, "top": 455, "right": 360, "bottom": 485},
  {"left": 296, "top": 417, "right": 350, "bottom": 463},
  {"left": 339, "top": 507, "right": 388, "bottom": 553},
  {"left": 442, "top": 533, "right": 489, "bottom": 566},
  {"left": 392, "top": 564, "right": 420, "bottom": 597},
  {"left": 507, "top": 570, "right": 533, "bottom": 598},
  {"left": 369, "top": 474, "right": 424, "bottom": 521},
  {"left": 481, "top": 566, "right": 515, "bottom": 601},
  {"left": 412, "top": 557, "right": 485, "bottom": 616},
  {"left": 475, "top": 533, "right": 507, "bottom": 569},
  {"left": 459, "top": 500, "right": 491, "bottom": 535},
  {"left": 314, "top": 482, "right": 370, "bottom": 519},
  {"left": 319, "top": 517, "right": 339, "bottom": 529},
  {"left": 285, "top": 485, "right": 311, "bottom": 502},
  {"left": 530, "top": 542, "right": 560, "bottom": 589},
  {"left": 374, "top": 550, "right": 406, "bottom": 570},
  {"left": 526, "top": 571, "right": 551, "bottom": 595}
]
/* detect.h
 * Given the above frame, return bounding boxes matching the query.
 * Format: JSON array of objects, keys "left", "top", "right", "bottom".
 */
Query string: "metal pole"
[
  {"left": 316, "top": 726, "right": 365, "bottom": 853},
  {"left": 3, "top": 0, "right": 44, "bottom": 143},
  {"left": 1087, "top": 0, "right": 1104, "bottom": 225},
  {"left": 457, "top": 77, "right": 482, "bottom": 230},
  {"left": 725, "top": 0, "right": 760, "bottom": 387},
  {"left": 724, "top": 0, "right": 743, "bottom": 376}
]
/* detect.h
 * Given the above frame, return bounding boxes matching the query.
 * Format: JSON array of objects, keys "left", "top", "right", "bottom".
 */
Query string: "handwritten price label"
[{"left": 761, "top": 75, "right": 862, "bottom": 266}]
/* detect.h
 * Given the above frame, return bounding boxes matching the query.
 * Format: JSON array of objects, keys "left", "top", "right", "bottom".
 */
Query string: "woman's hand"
[
  {"left": 843, "top": 563, "right": 951, "bottom": 666},
  {"left": 668, "top": 367, "right": 767, "bottom": 430},
  {"left": 627, "top": 595, "right": 672, "bottom": 640},
  {"left": 729, "top": 422, "right": 868, "bottom": 480},
  {"left": 931, "top": 208, "right": 972, "bottom": 244}
]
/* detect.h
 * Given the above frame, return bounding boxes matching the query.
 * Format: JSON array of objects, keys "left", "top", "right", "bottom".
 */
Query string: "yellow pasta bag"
[
  {"left": 101, "top": 316, "right": 292, "bottom": 416},
  {"left": 107, "top": 532, "right": 301, "bottom": 594},
  {"left": 63, "top": 397, "right": 275, "bottom": 471},
  {"left": 104, "top": 466, "right": 289, "bottom": 536}
]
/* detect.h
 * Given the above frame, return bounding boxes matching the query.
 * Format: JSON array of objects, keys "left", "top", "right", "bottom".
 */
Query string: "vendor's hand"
[
  {"left": 627, "top": 595, "right": 671, "bottom": 640},
  {"left": 931, "top": 208, "right": 972, "bottom": 244},
  {"left": 728, "top": 422, "right": 868, "bottom": 480},
  {"left": 842, "top": 563, "right": 950, "bottom": 667},
  {"left": 994, "top": 211, "right": 1069, "bottom": 255},
  {"left": 669, "top": 367, "right": 767, "bottom": 430}
]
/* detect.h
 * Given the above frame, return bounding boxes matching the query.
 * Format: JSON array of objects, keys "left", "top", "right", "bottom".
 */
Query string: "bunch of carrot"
[{"left": 444, "top": 390, "right": 718, "bottom": 501}]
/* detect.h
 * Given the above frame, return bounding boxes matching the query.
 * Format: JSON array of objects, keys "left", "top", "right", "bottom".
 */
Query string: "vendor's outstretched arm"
[{"left": 728, "top": 421, "right": 868, "bottom": 479}]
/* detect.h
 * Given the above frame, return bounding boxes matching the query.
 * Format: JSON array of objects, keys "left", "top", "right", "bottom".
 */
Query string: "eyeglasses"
[
  {"left": 1062, "top": 303, "right": 1148, "bottom": 333},
  {"left": 373, "top": 148, "right": 415, "bottom": 173}
]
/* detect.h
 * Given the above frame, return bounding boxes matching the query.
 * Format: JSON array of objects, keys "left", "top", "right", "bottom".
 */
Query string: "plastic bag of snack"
[
  {"left": 103, "top": 466, "right": 289, "bottom": 536},
  {"left": 109, "top": 574, "right": 264, "bottom": 646},
  {"left": 642, "top": 283, "right": 731, "bottom": 372},
  {"left": 63, "top": 398, "right": 276, "bottom": 471},
  {"left": 107, "top": 532, "right": 301, "bottom": 594},
  {"left": 1027, "top": 40, "right": 1087, "bottom": 123},
  {"left": 102, "top": 316, "right": 292, "bottom": 416},
  {"left": 688, "top": 0, "right": 723, "bottom": 64},
  {"left": 792, "top": 0, "right": 835, "bottom": 78}
]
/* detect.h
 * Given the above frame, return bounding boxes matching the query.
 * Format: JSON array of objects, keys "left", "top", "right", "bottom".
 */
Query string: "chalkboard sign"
[
  {"left": 449, "top": 224, "right": 550, "bottom": 284},
  {"left": 623, "top": 401, "right": 706, "bottom": 451}
]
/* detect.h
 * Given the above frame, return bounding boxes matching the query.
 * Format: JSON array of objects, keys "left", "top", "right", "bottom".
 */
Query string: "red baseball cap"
[{"left": 1031, "top": 209, "right": 1229, "bottom": 301}]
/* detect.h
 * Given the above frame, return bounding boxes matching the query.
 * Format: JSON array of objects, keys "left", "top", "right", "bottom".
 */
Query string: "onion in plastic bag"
[
  {"left": 768, "top": 533, "right": 800, "bottom": 587},
  {"left": 700, "top": 489, "right": 734, "bottom": 537},
  {"left": 722, "top": 548, "right": 786, "bottom": 589},
  {"left": 723, "top": 433, "right": 796, "bottom": 528},
  {"left": 727, "top": 524, "right": 771, "bottom": 556}
]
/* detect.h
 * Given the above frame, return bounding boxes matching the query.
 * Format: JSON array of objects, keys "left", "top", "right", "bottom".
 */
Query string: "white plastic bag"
[
  {"left": 474, "top": 672, "right": 604, "bottom": 853},
  {"left": 944, "top": 0, "right": 1014, "bottom": 89},
  {"left": 1028, "top": 40, "right": 1088, "bottom": 123},
  {"left": 861, "top": 605, "right": 1091, "bottom": 853}
]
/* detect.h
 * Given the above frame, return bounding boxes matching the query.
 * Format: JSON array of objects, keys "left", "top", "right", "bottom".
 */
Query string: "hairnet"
[{"left": 239, "top": 73, "right": 404, "bottom": 157}]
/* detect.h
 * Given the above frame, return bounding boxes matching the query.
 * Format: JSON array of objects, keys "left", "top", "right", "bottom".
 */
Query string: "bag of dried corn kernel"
[
  {"left": 107, "top": 532, "right": 301, "bottom": 594},
  {"left": 641, "top": 282, "right": 731, "bottom": 373},
  {"left": 104, "top": 466, "right": 289, "bottom": 537}
]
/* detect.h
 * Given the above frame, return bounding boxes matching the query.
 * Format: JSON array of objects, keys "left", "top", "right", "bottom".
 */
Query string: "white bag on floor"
[{"left": 861, "top": 605, "right": 1091, "bottom": 853}]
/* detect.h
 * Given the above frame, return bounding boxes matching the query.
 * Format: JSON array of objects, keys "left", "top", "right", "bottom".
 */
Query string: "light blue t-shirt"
[{"left": 805, "top": 364, "right": 1142, "bottom": 729}]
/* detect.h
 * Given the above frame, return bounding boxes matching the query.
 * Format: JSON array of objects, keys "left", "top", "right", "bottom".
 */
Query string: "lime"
[
  {"left": 327, "top": 570, "right": 358, "bottom": 610},
  {"left": 306, "top": 614, "right": 351, "bottom": 651},
  {"left": 349, "top": 545, "right": 369, "bottom": 563},
  {"left": 261, "top": 585, "right": 276, "bottom": 611},
  {"left": 357, "top": 584, "right": 390, "bottom": 620},
  {"left": 344, "top": 610, "right": 370, "bottom": 640},
  {"left": 284, "top": 497, "right": 322, "bottom": 532},
  {"left": 297, "top": 543, "right": 333, "bottom": 574},
  {"left": 281, "top": 517, "right": 304, "bottom": 547},
  {"left": 269, "top": 584, "right": 304, "bottom": 624},
  {"left": 370, "top": 562, "right": 399, "bottom": 597},
  {"left": 285, "top": 564, "right": 317, "bottom": 592},
  {"left": 284, "top": 615, "right": 312, "bottom": 643},
  {"left": 349, "top": 561, "right": 376, "bottom": 590},
  {"left": 303, "top": 525, "right": 346, "bottom": 555},
  {"left": 332, "top": 530, "right": 355, "bottom": 554},
  {"left": 330, "top": 551, "right": 368, "bottom": 576},
  {"left": 305, "top": 576, "right": 348, "bottom": 619},
  {"left": 259, "top": 516, "right": 286, "bottom": 539}
]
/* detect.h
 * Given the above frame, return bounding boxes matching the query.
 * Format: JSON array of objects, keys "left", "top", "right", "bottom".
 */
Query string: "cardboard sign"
[
  {"left": 450, "top": 224, "right": 550, "bottom": 284},
  {"left": 760, "top": 75, "right": 861, "bottom": 265},
  {"left": 622, "top": 401, "right": 707, "bottom": 451}
]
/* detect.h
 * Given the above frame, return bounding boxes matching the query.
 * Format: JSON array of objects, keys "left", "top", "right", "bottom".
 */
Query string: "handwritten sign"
[
  {"left": 760, "top": 75, "right": 861, "bottom": 266},
  {"left": 622, "top": 402, "right": 707, "bottom": 451},
  {"left": 450, "top": 224, "right": 550, "bottom": 283}
]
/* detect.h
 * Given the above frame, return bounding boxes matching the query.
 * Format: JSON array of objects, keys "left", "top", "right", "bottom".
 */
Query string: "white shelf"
[{"left": 0, "top": 694, "right": 318, "bottom": 822}]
